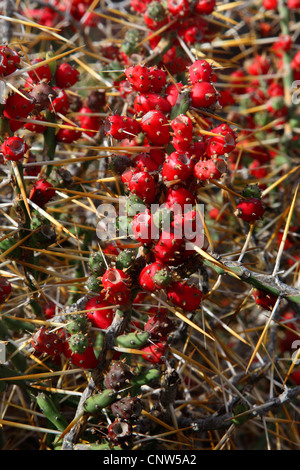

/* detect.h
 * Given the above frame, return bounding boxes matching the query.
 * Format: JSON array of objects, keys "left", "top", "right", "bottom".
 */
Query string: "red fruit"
[
  {"left": 186, "top": 141, "right": 206, "bottom": 162},
  {"left": 77, "top": 106, "right": 101, "bottom": 137},
  {"left": 149, "top": 148, "right": 165, "bottom": 166},
  {"left": 263, "top": 0, "right": 277, "bottom": 9},
  {"left": 102, "top": 268, "right": 129, "bottom": 296},
  {"left": 148, "top": 66, "right": 167, "bottom": 93},
  {"left": 24, "top": 114, "right": 47, "bottom": 134},
  {"left": 125, "top": 65, "right": 150, "bottom": 93},
  {"left": 288, "top": 0, "right": 300, "bottom": 7},
  {"left": 253, "top": 289, "right": 278, "bottom": 311},
  {"left": 56, "top": 125, "right": 82, "bottom": 143},
  {"left": 171, "top": 114, "right": 193, "bottom": 139},
  {"left": 104, "top": 115, "right": 141, "bottom": 141},
  {"left": 140, "top": 110, "right": 170, "bottom": 146},
  {"left": 143, "top": 3, "right": 168, "bottom": 31},
  {"left": 247, "top": 55, "right": 270, "bottom": 76},
  {"left": 1, "top": 136, "right": 29, "bottom": 161},
  {"left": 165, "top": 82, "right": 184, "bottom": 107},
  {"left": 194, "top": 0, "right": 216, "bottom": 15},
  {"left": 235, "top": 197, "right": 265, "bottom": 224},
  {"left": 139, "top": 261, "right": 171, "bottom": 291},
  {"left": 193, "top": 157, "right": 227, "bottom": 181},
  {"left": 28, "top": 58, "right": 52, "bottom": 83},
  {"left": 0, "top": 46, "right": 20, "bottom": 76},
  {"left": 130, "top": 0, "right": 152, "bottom": 13},
  {"left": 131, "top": 209, "right": 156, "bottom": 245},
  {"left": 162, "top": 152, "right": 194, "bottom": 183},
  {"left": 31, "top": 327, "right": 64, "bottom": 357},
  {"left": 55, "top": 62, "right": 80, "bottom": 88},
  {"left": 188, "top": 60, "right": 212, "bottom": 84},
  {"left": 43, "top": 301, "right": 56, "bottom": 319},
  {"left": 64, "top": 341, "right": 98, "bottom": 368},
  {"left": 209, "top": 207, "right": 224, "bottom": 221},
  {"left": 0, "top": 51, "right": 8, "bottom": 75},
  {"left": 190, "top": 81, "right": 217, "bottom": 108},
  {"left": 290, "top": 371, "right": 300, "bottom": 385},
  {"left": 167, "top": 0, "right": 190, "bottom": 17},
  {"left": 23, "top": 153, "right": 41, "bottom": 177},
  {"left": 140, "top": 341, "right": 167, "bottom": 364},
  {"left": 0, "top": 277, "right": 12, "bottom": 303},
  {"left": 144, "top": 312, "right": 175, "bottom": 340},
  {"left": 85, "top": 294, "right": 115, "bottom": 329},
  {"left": 134, "top": 153, "right": 160, "bottom": 175},
  {"left": 29, "top": 179, "right": 56, "bottom": 207},
  {"left": 105, "top": 287, "right": 131, "bottom": 307},
  {"left": 172, "top": 135, "right": 191, "bottom": 152},
  {"left": 134, "top": 92, "right": 171, "bottom": 115},
  {"left": 164, "top": 185, "right": 196, "bottom": 210},
  {"left": 166, "top": 281, "right": 202, "bottom": 310},
  {"left": 249, "top": 160, "right": 268, "bottom": 179},
  {"left": 3, "top": 91, "right": 35, "bottom": 120},
  {"left": 121, "top": 168, "right": 139, "bottom": 188},
  {"left": 218, "top": 89, "right": 235, "bottom": 107},
  {"left": 51, "top": 87, "right": 69, "bottom": 114},
  {"left": 205, "top": 124, "right": 236, "bottom": 157},
  {"left": 153, "top": 230, "right": 184, "bottom": 265},
  {"left": 230, "top": 70, "right": 247, "bottom": 95},
  {"left": 128, "top": 171, "right": 157, "bottom": 204}
]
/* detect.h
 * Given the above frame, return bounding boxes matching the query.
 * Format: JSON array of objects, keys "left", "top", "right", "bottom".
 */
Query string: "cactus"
[
  {"left": 114, "top": 331, "right": 150, "bottom": 349},
  {"left": 37, "top": 393, "right": 69, "bottom": 432},
  {"left": 83, "top": 388, "right": 119, "bottom": 415}
]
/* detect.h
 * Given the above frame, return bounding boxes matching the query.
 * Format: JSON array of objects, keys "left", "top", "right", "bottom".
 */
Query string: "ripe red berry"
[
  {"left": 43, "top": 301, "right": 56, "bottom": 319},
  {"left": 1, "top": 136, "right": 29, "bottom": 161},
  {"left": 153, "top": 230, "right": 184, "bottom": 265},
  {"left": 171, "top": 114, "right": 193, "bottom": 139},
  {"left": 134, "top": 92, "right": 171, "bottom": 115},
  {"left": 29, "top": 179, "right": 56, "bottom": 207},
  {"left": 164, "top": 185, "right": 196, "bottom": 210},
  {"left": 0, "top": 277, "right": 12, "bottom": 304},
  {"left": 0, "top": 51, "right": 8, "bottom": 75},
  {"left": 140, "top": 110, "right": 170, "bottom": 146},
  {"left": 28, "top": 58, "right": 52, "bottom": 83},
  {"left": 166, "top": 281, "right": 202, "bottom": 310},
  {"left": 125, "top": 64, "right": 150, "bottom": 92},
  {"left": 4, "top": 91, "right": 35, "bottom": 120},
  {"left": 131, "top": 209, "right": 155, "bottom": 245},
  {"left": 140, "top": 341, "right": 167, "bottom": 364},
  {"left": 55, "top": 62, "right": 80, "bottom": 88},
  {"left": 128, "top": 171, "right": 157, "bottom": 204},
  {"left": 31, "top": 327, "right": 64, "bottom": 357},
  {"left": 56, "top": 125, "right": 82, "bottom": 143},
  {"left": 85, "top": 294, "right": 115, "bottom": 329},
  {"left": 51, "top": 87, "right": 70, "bottom": 114},
  {"left": 148, "top": 66, "right": 167, "bottom": 93},
  {"left": 104, "top": 115, "right": 141, "bottom": 141},
  {"left": 102, "top": 268, "right": 129, "bottom": 296},
  {"left": 235, "top": 197, "right": 265, "bottom": 224},
  {"left": 139, "top": 261, "right": 171, "bottom": 291},
  {"left": 167, "top": 0, "right": 190, "bottom": 18},
  {"left": 188, "top": 60, "right": 212, "bottom": 84},
  {"left": 253, "top": 289, "right": 278, "bottom": 311},
  {"left": 205, "top": 124, "right": 236, "bottom": 157},
  {"left": 190, "top": 81, "right": 217, "bottom": 108},
  {"left": 76, "top": 106, "right": 101, "bottom": 137},
  {"left": 64, "top": 341, "right": 98, "bottom": 368},
  {"left": 162, "top": 152, "right": 194, "bottom": 183},
  {"left": 0, "top": 46, "right": 21, "bottom": 76},
  {"left": 194, "top": 0, "right": 216, "bottom": 15},
  {"left": 193, "top": 157, "right": 227, "bottom": 181}
]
